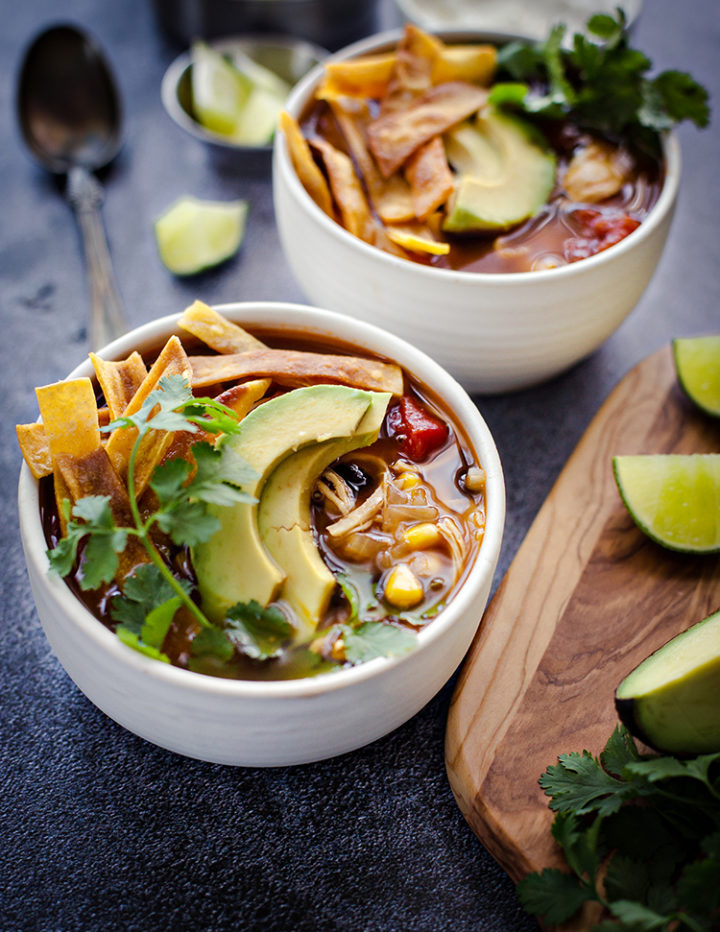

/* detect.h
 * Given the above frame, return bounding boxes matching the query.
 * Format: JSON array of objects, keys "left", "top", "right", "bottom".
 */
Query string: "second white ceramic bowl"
[
  {"left": 272, "top": 29, "right": 680, "bottom": 394},
  {"left": 18, "top": 302, "right": 504, "bottom": 766}
]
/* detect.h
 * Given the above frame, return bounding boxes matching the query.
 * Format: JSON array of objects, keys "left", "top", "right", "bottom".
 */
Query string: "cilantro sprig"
[
  {"left": 517, "top": 726, "right": 720, "bottom": 930},
  {"left": 490, "top": 9, "right": 710, "bottom": 155},
  {"left": 47, "top": 374, "right": 258, "bottom": 651}
]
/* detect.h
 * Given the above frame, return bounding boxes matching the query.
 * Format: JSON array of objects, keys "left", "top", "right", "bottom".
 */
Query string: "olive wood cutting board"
[{"left": 445, "top": 346, "right": 720, "bottom": 916}]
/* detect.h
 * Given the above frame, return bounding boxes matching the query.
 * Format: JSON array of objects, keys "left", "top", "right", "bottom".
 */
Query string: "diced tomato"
[
  {"left": 565, "top": 209, "right": 641, "bottom": 263},
  {"left": 386, "top": 394, "right": 449, "bottom": 461}
]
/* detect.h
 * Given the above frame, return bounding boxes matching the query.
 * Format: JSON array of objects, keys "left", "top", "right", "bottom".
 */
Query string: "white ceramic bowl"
[
  {"left": 272, "top": 29, "right": 681, "bottom": 394},
  {"left": 18, "top": 302, "right": 505, "bottom": 767}
]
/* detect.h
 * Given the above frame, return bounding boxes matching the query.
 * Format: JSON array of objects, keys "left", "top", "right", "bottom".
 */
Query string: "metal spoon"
[{"left": 17, "top": 24, "right": 128, "bottom": 350}]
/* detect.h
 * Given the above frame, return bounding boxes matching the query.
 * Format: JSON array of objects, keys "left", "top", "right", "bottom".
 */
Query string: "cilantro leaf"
[
  {"left": 48, "top": 495, "right": 128, "bottom": 590},
  {"left": 141, "top": 596, "right": 182, "bottom": 651},
  {"left": 184, "top": 441, "right": 256, "bottom": 506},
  {"left": 607, "top": 899, "right": 672, "bottom": 930},
  {"left": 540, "top": 749, "right": 628, "bottom": 817},
  {"left": 116, "top": 626, "right": 170, "bottom": 663},
  {"left": 190, "top": 626, "right": 235, "bottom": 663},
  {"left": 494, "top": 8, "right": 710, "bottom": 151},
  {"left": 110, "top": 563, "right": 190, "bottom": 633},
  {"left": 516, "top": 868, "right": 593, "bottom": 924},
  {"left": 340, "top": 621, "right": 416, "bottom": 665},
  {"left": 154, "top": 500, "right": 221, "bottom": 547},
  {"left": 226, "top": 600, "right": 292, "bottom": 660},
  {"left": 601, "top": 724, "right": 641, "bottom": 778},
  {"left": 551, "top": 810, "right": 603, "bottom": 881}
]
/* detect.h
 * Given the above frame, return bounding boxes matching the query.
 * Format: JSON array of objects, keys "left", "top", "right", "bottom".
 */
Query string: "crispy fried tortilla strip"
[
  {"left": 16, "top": 423, "right": 53, "bottom": 479},
  {"left": 89, "top": 351, "right": 148, "bottom": 420},
  {"left": 310, "top": 138, "right": 376, "bottom": 243},
  {"left": 179, "top": 300, "right": 266, "bottom": 353},
  {"left": 405, "top": 136, "right": 455, "bottom": 220},
  {"left": 368, "top": 81, "right": 488, "bottom": 177},
  {"left": 189, "top": 349, "right": 404, "bottom": 396},
  {"left": 316, "top": 53, "right": 397, "bottom": 101},
  {"left": 385, "top": 224, "right": 450, "bottom": 256},
  {"left": 55, "top": 448, "right": 149, "bottom": 579},
  {"left": 330, "top": 100, "right": 416, "bottom": 224},
  {"left": 105, "top": 336, "right": 193, "bottom": 496},
  {"left": 432, "top": 45, "right": 497, "bottom": 85},
  {"left": 215, "top": 379, "right": 270, "bottom": 419},
  {"left": 279, "top": 111, "right": 334, "bottom": 217},
  {"left": 36, "top": 378, "right": 101, "bottom": 461},
  {"left": 381, "top": 24, "right": 444, "bottom": 114}
]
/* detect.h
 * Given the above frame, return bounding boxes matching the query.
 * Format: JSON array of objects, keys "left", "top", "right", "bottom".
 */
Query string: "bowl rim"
[
  {"left": 160, "top": 34, "right": 329, "bottom": 153},
  {"left": 274, "top": 26, "right": 682, "bottom": 285},
  {"left": 18, "top": 300, "right": 505, "bottom": 701}
]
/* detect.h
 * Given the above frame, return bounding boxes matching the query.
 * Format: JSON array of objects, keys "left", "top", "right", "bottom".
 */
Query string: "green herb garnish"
[
  {"left": 490, "top": 9, "right": 710, "bottom": 155},
  {"left": 517, "top": 725, "right": 720, "bottom": 929},
  {"left": 334, "top": 574, "right": 417, "bottom": 664}
]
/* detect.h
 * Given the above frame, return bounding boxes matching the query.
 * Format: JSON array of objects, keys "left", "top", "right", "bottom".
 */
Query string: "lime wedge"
[
  {"left": 232, "top": 85, "right": 287, "bottom": 145},
  {"left": 613, "top": 454, "right": 720, "bottom": 553},
  {"left": 673, "top": 336, "right": 720, "bottom": 418},
  {"left": 190, "top": 41, "right": 251, "bottom": 136},
  {"left": 154, "top": 196, "right": 248, "bottom": 276},
  {"left": 615, "top": 609, "right": 720, "bottom": 753}
]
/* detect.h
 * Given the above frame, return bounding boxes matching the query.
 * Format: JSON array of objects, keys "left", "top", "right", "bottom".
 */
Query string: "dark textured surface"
[{"left": 1, "top": 1, "right": 717, "bottom": 930}]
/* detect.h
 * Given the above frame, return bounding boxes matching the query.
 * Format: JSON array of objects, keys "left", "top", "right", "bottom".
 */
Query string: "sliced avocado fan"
[
  {"left": 443, "top": 108, "right": 556, "bottom": 233},
  {"left": 192, "top": 385, "right": 390, "bottom": 630}
]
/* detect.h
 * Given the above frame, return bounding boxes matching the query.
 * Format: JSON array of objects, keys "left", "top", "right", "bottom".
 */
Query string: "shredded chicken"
[
  {"left": 438, "top": 516, "right": 467, "bottom": 582},
  {"left": 326, "top": 482, "right": 386, "bottom": 538},
  {"left": 315, "top": 467, "right": 356, "bottom": 516},
  {"left": 563, "top": 140, "right": 634, "bottom": 203}
]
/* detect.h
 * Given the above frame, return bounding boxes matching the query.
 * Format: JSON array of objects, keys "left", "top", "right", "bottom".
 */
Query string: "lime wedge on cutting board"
[
  {"left": 615, "top": 609, "right": 720, "bottom": 754},
  {"left": 154, "top": 196, "right": 248, "bottom": 276},
  {"left": 612, "top": 454, "right": 720, "bottom": 553},
  {"left": 673, "top": 336, "right": 720, "bottom": 417}
]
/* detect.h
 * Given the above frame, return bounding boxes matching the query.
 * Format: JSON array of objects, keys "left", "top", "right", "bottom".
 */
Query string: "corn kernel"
[
  {"left": 383, "top": 564, "right": 424, "bottom": 609},
  {"left": 396, "top": 472, "right": 421, "bottom": 490},
  {"left": 403, "top": 522, "right": 441, "bottom": 550}
]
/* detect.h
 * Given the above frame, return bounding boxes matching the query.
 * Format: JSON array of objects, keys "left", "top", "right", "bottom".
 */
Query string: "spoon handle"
[{"left": 67, "top": 165, "right": 128, "bottom": 350}]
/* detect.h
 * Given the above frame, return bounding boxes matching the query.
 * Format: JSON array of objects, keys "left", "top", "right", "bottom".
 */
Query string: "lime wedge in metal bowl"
[
  {"left": 612, "top": 454, "right": 720, "bottom": 553},
  {"left": 673, "top": 336, "right": 720, "bottom": 418},
  {"left": 154, "top": 196, "right": 248, "bottom": 276}
]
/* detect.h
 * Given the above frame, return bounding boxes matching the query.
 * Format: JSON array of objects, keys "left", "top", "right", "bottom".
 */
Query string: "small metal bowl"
[{"left": 161, "top": 35, "right": 327, "bottom": 173}]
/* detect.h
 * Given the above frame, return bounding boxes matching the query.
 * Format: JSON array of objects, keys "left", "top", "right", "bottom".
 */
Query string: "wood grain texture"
[{"left": 445, "top": 346, "right": 720, "bottom": 897}]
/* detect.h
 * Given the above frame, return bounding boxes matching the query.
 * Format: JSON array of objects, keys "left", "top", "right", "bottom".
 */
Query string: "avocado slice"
[
  {"left": 615, "top": 610, "right": 720, "bottom": 754},
  {"left": 192, "top": 385, "right": 376, "bottom": 623},
  {"left": 258, "top": 392, "right": 390, "bottom": 635},
  {"left": 442, "top": 109, "right": 556, "bottom": 233}
]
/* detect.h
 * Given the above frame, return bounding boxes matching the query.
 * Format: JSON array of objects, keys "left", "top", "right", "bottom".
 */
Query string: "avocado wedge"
[
  {"left": 443, "top": 109, "right": 556, "bottom": 233},
  {"left": 192, "top": 384, "right": 378, "bottom": 624},
  {"left": 615, "top": 610, "right": 720, "bottom": 754}
]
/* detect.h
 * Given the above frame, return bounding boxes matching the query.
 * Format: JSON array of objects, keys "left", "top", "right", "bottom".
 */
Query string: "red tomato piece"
[
  {"left": 386, "top": 394, "right": 449, "bottom": 460},
  {"left": 565, "top": 210, "right": 641, "bottom": 263}
]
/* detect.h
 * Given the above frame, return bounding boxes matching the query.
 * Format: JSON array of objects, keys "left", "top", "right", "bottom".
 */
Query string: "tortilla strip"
[
  {"left": 330, "top": 100, "right": 416, "bottom": 224},
  {"left": 55, "top": 448, "right": 149, "bottom": 579},
  {"left": 431, "top": 45, "right": 497, "bottom": 86},
  {"left": 189, "top": 349, "right": 404, "bottom": 396},
  {"left": 381, "top": 24, "right": 444, "bottom": 115},
  {"left": 16, "top": 423, "right": 53, "bottom": 479},
  {"left": 90, "top": 351, "right": 148, "bottom": 421},
  {"left": 386, "top": 224, "right": 450, "bottom": 256},
  {"left": 310, "top": 138, "right": 376, "bottom": 243},
  {"left": 279, "top": 111, "right": 334, "bottom": 217},
  {"left": 215, "top": 379, "right": 270, "bottom": 419},
  {"left": 105, "top": 336, "right": 193, "bottom": 496},
  {"left": 179, "top": 300, "right": 266, "bottom": 353},
  {"left": 368, "top": 82, "right": 488, "bottom": 177},
  {"left": 36, "top": 378, "right": 101, "bottom": 462},
  {"left": 316, "top": 53, "right": 397, "bottom": 101},
  {"left": 405, "top": 136, "right": 455, "bottom": 221}
]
